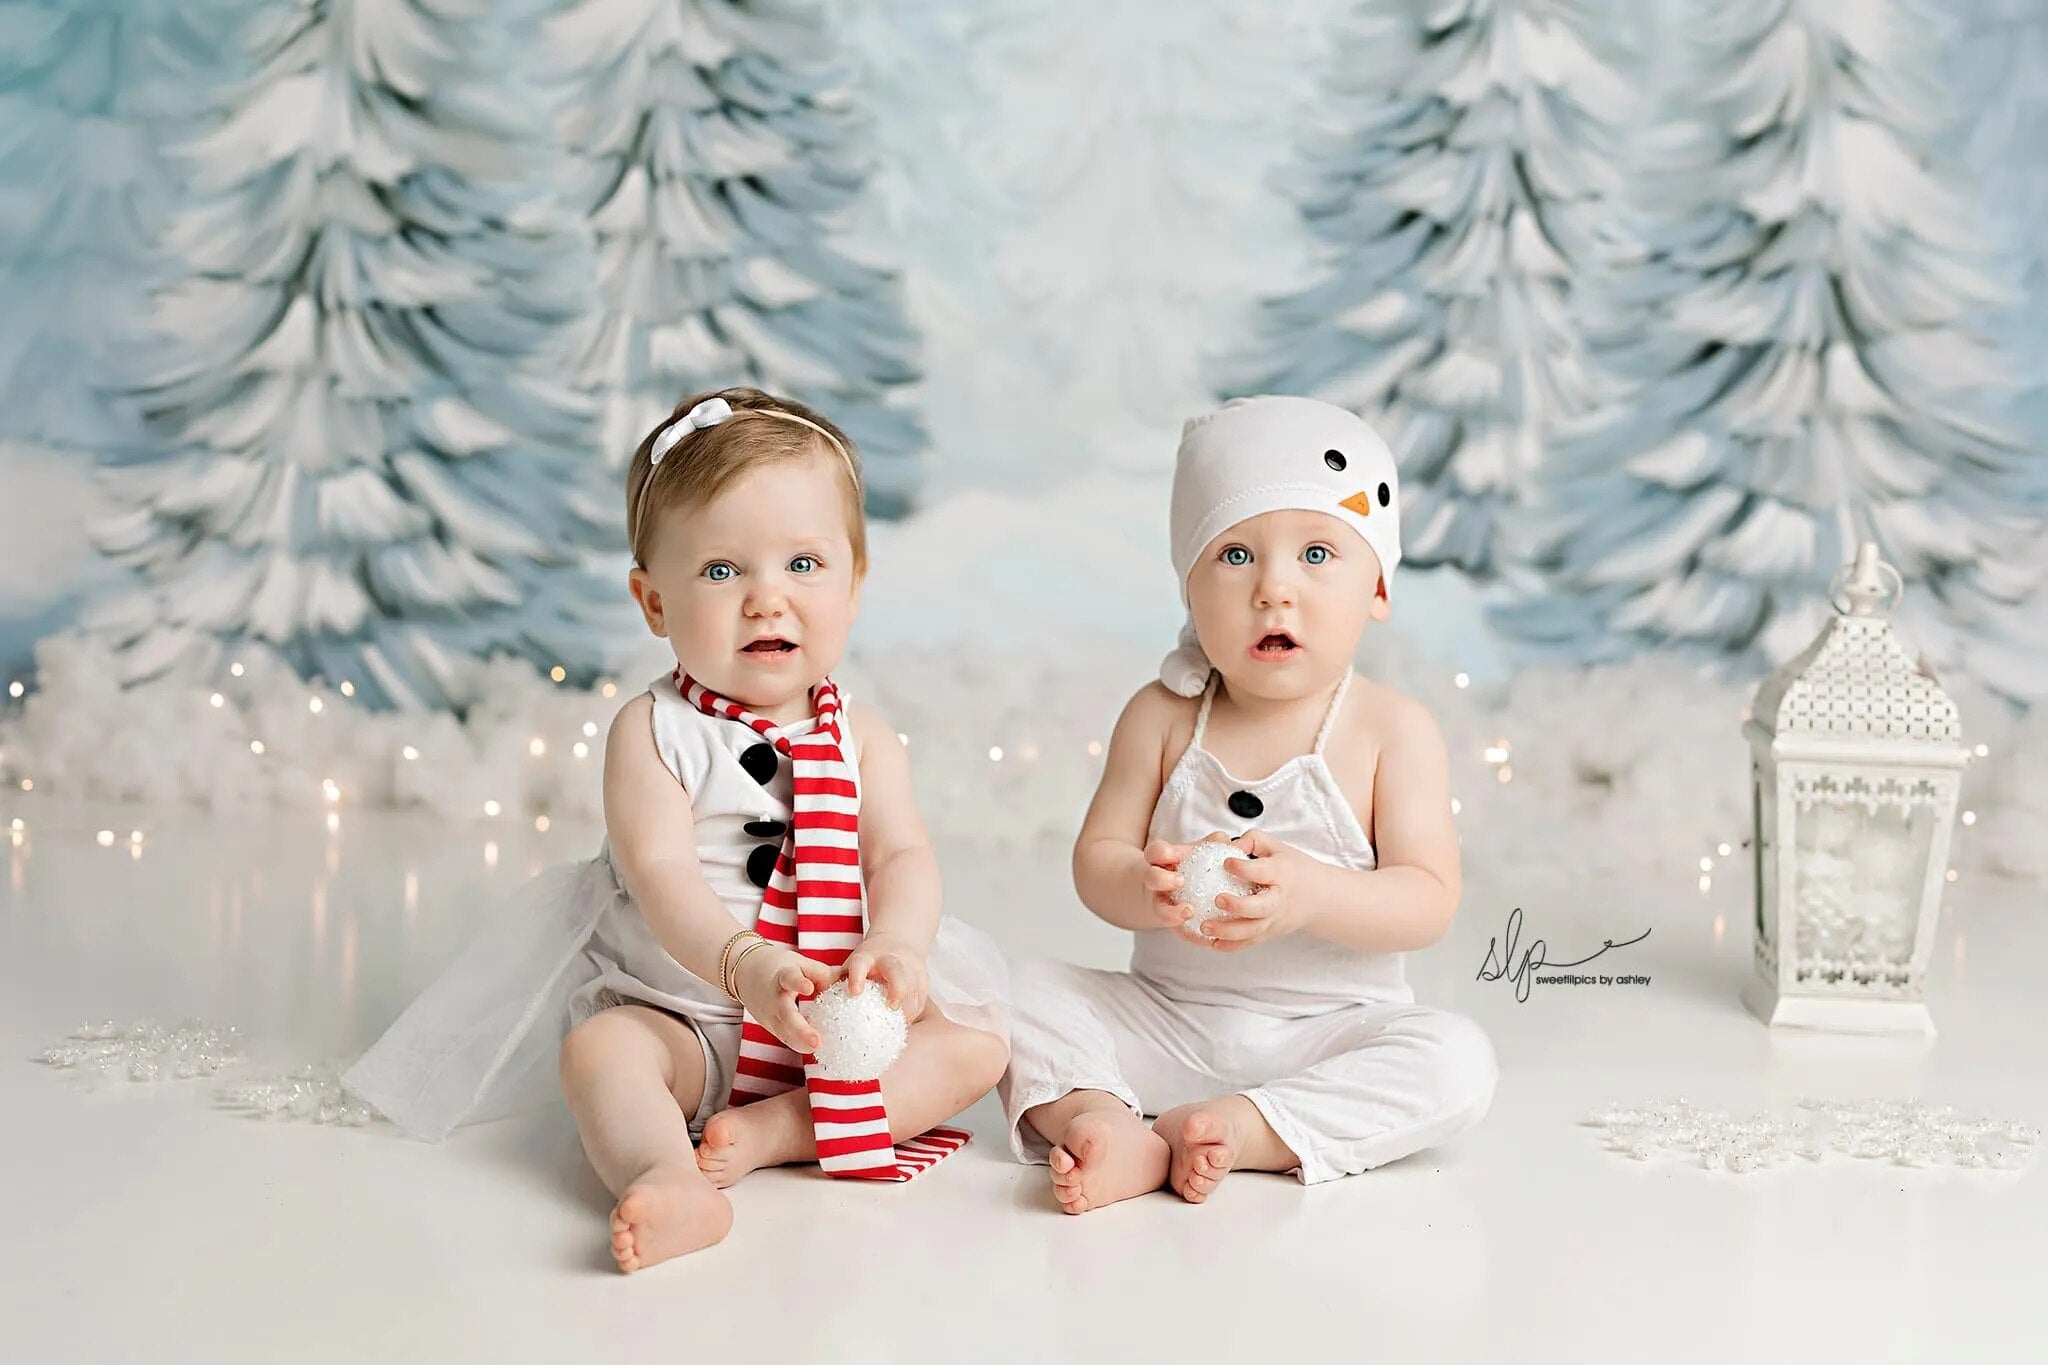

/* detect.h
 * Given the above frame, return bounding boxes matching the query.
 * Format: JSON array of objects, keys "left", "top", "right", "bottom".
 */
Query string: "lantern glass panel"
[{"left": 1788, "top": 771, "right": 1938, "bottom": 992}]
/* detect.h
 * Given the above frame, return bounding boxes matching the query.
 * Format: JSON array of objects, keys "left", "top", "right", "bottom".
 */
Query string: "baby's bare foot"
[
  {"left": 1046, "top": 1109, "right": 1170, "bottom": 1215},
  {"left": 696, "top": 1095, "right": 811, "bottom": 1189},
  {"left": 1159, "top": 1099, "right": 1252, "bottom": 1203},
  {"left": 609, "top": 1162, "right": 732, "bottom": 1272}
]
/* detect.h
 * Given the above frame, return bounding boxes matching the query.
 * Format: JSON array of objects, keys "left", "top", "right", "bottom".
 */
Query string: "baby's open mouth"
[
  {"left": 1254, "top": 632, "right": 1300, "bottom": 657},
  {"left": 742, "top": 638, "right": 798, "bottom": 654}
]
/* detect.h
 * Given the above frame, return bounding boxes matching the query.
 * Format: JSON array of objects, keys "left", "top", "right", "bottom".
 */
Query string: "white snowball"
[
  {"left": 1177, "top": 839, "right": 1253, "bottom": 930},
  {"left": 798, "top": 980, "right": 909, "bottom": 1080}
]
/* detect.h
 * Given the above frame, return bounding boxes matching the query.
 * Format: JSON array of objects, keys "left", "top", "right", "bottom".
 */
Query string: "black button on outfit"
[
  {"left": 740, "top": 743, "right": 779, "bottom": 785},
  {"left": 1228, "top": 790, "right": 1265, "bottom": 820},
  {"left": 747, "top": 844, "right": 780, "bottom": 889}
]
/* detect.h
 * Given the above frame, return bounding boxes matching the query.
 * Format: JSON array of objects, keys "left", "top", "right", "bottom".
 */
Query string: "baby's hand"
[
  {"left": 845, "top": 932, "right": 930, "bottom": 1021},
  {"left": 1201, "top": 828, "right": 1311, "bottom": 952},
  {"left": 1144, "top": 834, "right": 1235, "bottom": 947},
  {"left": 733, "top": 946, "right": 838, "bottom": 1054}
]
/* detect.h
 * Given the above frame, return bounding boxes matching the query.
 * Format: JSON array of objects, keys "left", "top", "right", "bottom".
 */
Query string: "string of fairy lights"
[{"left": 0, "top": 667, "right": 1988, "bottom": 906}]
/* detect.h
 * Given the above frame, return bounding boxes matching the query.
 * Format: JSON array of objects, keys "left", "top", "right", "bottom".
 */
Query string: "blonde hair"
[{"left": 625, "top": 387, "right": 866, "bottom": 570}]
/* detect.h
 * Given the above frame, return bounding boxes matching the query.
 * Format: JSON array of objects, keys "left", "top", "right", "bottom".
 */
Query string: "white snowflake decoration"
[{"left": 1584, "top": 1098, "right": 2038, "bottom": 1173}]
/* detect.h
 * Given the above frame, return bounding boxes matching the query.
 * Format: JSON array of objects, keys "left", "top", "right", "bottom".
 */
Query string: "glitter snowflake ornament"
[
  {"left": 799, "top": 980, "right": 909, "bottom": 1080},
  {"left": 1177, "top": 839, "right": 1254, "bottom": 931},
  {"left": 1584, "top": 1097, "right": 2037, "bottom": 1174},
  {"left": 36, "top": 1018, "right": 243, "bottom": 1086}
]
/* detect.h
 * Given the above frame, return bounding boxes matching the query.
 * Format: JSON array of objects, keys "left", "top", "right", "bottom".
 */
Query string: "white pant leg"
[
  {"left": 998, "top": 959, "right": 1217, "bottom": 1165},
  {"left": 1240, "top": 1003, "right": 1498, "bottom": 1185}
]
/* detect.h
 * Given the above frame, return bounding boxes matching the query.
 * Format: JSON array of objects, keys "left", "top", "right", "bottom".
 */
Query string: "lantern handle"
[{"left": 1829, "top": 542, "right": 1903, "bottom": 618}]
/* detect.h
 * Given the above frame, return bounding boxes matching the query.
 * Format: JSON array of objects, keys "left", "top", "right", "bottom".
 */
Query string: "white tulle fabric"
[
  {"left": 342, "top": 676, "right": 1010, "bottom": 1142},
  {"left": 342, "top": 860, "right": 1009, "bottom": 1141}
]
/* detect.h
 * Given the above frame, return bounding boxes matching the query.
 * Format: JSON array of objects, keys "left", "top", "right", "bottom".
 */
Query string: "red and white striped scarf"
[{"left": 678, "top": 671, "right": 968, "bottom": 1181}]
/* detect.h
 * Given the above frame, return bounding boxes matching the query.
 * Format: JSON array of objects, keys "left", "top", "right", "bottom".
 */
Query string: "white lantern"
[{"left": 1741, "top": 543, "right": 1967, "bottom": 1037}]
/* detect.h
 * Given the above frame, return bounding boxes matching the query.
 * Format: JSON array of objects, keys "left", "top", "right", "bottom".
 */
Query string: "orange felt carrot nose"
[{"left": 1340, "top": 490, "right": 1374, "bottom": 517}]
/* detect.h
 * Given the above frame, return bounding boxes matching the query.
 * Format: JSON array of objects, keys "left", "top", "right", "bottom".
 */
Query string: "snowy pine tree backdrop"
[
  {"left": 1233, "top": 0, "right": 1632, "bottom": 582},
  {"left": 85, "top": 0, "right": 629, "bottom": 712},
  {"left": 1, "top": 0, "right": 2044, "bottom": 864},
  {"left": 0, "top": 1, "right": 247, "bottom": 665},
  {"left": 1496, "top": 0, "right": 2048, "bottom": 700},
  {"left": 547, "top": 0, "right": 927, "bottom": 510}
]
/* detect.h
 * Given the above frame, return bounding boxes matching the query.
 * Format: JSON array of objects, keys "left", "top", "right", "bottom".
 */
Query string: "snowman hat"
[{"left": 1160, "top": 395, "right": 1402, "bottom": 697}]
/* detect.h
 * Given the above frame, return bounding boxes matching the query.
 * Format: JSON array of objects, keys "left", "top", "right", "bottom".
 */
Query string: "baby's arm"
[
  {"left": 847, "top": 702, "right": 940, "bottom": 955},
  {"left": 602, "top": 696, "right": 831, "bottom": 1049},
  {"left": 1293, "top": 692, "right": 1462, "bottom": 953},
  {"left": 1073, "top": 685, "right": 1204, "bottom": 935}
]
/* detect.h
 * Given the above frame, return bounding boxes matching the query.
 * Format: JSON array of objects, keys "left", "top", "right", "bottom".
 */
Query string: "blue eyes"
[
  {"left": 701, "top": 556, "right": 821, "bottom": 582},
  {"left": 1216, "top": 545, "right": 1335, "bottom": 567}
]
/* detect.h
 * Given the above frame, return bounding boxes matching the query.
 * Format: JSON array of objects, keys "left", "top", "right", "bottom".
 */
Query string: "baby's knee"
[
  {"left": 950, "top": 1019, "right": 1012, "bottom": 1091},
  {"left": 558, "top": 1009, "right": 640, "bottom": 1084}
]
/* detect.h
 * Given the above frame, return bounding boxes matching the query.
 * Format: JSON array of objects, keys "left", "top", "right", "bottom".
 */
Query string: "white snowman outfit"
[
  {"left": 999, "top": 396, "right": 1495, "bottom": 1183},
  {"left": 345, "top": 675, "right": 1009, "bottom": 1142}
]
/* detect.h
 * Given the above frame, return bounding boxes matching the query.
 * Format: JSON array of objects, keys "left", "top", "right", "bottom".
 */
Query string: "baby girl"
[
  {"left": 346, "top": 388, "right": 1009, "bottom": 1270},
  {"left": 1000, "top": 395, "right": 1496, "bottom": 1210}
]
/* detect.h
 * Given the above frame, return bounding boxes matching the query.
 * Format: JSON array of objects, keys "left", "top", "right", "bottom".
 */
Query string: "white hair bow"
[{"left": 650, "top": 396, "right": 733, "bottom": 465}]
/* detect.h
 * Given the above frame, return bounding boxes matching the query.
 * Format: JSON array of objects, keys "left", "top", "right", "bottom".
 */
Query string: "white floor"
[{"left": 3, "top": 797, "right": 2044, "bottom": 1365}]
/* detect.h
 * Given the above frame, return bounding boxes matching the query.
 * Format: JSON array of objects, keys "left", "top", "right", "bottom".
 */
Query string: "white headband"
[{"left": 633, "top": 396, "right": 862, "bottom": 559}]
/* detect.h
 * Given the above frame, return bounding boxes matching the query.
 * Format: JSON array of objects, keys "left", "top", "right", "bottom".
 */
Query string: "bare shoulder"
[
  {"left": 1116, "top": 680, "right": 1202, "bottom": 783},
  {"left": 604, "top": 690, "right": 657, "bottom": 755},
  {"left": 1341, "top": 676, "right": 1445, "bottom": 758},
  {"left": 845, "top": 699, "right": 905, "bottom": 770}
]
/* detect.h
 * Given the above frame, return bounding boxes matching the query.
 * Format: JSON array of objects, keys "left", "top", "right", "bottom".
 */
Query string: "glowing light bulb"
[
  {"left": 325, "top": 811, "right": 340, "bottom": 833},
  {"left": 988, "top": 746, "right": 1004, "bottom": 762},
  {"left": 1450, "top": 797, "right": 1462, "bottom": 815},
  {"left": 1496, "top": 765, "right": 1513, "bottom": 784},
  {"left": 1718, "top": 842, "right": 1732, "bottom": 856},
  {"left": 339, "top": 680, "right": 355, "bottom": 698},
  {"left": 1698, "top": 875, "right": 1711, "bottom": 894},
  {"left": 572, "top": 742, "right": 589, "bottom": 759},
  {"left": 484, "top": 841, "right": 499, "bottom": 868},
  {"left": 484, "top": 800, "right": 501, "bottom": 818},
  {"left": 209, "top": 693, "right": 225, "bottom": 709},
  {"left": 1961, "top": 810, "right": 1976, "bottom": 826},
  {"left": 549, "top": 666, "right": 567, "bottom": 683},
  {"left": 249, "top": 740, "right": 266, "bottom": 756},
  {"left": 1974, "top": 744, "right": 1988, "bottom": 757},
  {"left": 1945, "top": 868, "right": 1958, "bottom": 883},
  {"left": 1453, "top": 672, "right": 1470, "bottom": 689},
  {"left": 1699, "top": 856, "right": 1713, "bottom": 872},
  {"left": 535, "top": 815, "right": 551, "bottom": 833},
  {"left": 402, "top": 746, "right": 419, "bottom": 761},
  {"left": 582, "top": 721, "right": 597, "bottom": 738},
  {"left": 129, "top": 830, "right": 143, "bottom": 845},
  {"left": 18, "top": 779, "right": 31, "bottom": 792},
  {"left": 1087, "top": 740, "right": 1103, "bottom": 757},
  {"left": 322, "top": 779, "right": 341, "bottom": 803},
  {"left": 6, "top": 680, "right": 22, "bottom": 699},
  {"left": 528, "top": 738, "right": 546, "bottom": 757},
  {"left": 96, "top": 829, "right": 114, "bottom": 847},
  {"left": 309, "top": 697, "right": 324, "bottom": 714},
  {"left": 230, "top": 662, "right": 245, "bottom": 678},
  {"left": 8, "top": 818, "right": 21, "bottom": 832},
  {"left": 601, "top": 682, "right": 617, "bottom": 698}
]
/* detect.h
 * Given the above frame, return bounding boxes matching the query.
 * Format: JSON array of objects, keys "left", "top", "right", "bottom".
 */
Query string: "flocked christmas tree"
[
  {"left": 545, "top": 0, "right": 927, "bottom": 511},
  {"left": 1498, "top": 0, "right": 2048, "bottom": 700},
  {"left": 1233, "top": 0, "right": 1631, "bottom": 580},
  {"left": 86, "top": 0, "right": 627, "bottom": 712},
  {"left": 0, "top": 2, "right": 247, "bottom": 653}
]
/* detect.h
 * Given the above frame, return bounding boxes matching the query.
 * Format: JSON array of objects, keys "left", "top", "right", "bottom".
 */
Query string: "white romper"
[
  {"left": 999, "top": 672, "right": 1496, "bottom": 1183},
  {"left": 345, "top": 673, "right": 1010, "bottom": 1141}
]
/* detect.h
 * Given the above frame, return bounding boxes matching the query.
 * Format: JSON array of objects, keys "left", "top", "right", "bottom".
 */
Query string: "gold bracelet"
[
  {"left": 716, "top": 930, "right": 763, "bottom": 1000},
  {"left": 725, "top": 938, "right": 775, "bottom": 1001}
]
